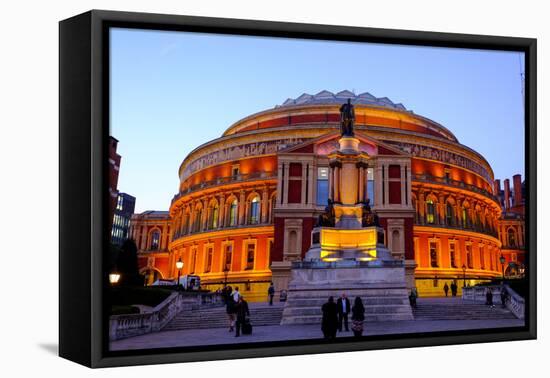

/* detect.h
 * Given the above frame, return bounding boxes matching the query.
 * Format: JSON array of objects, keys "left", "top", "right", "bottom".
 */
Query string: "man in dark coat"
[
  {"left": 268, "top": 282, "right": 275, "bottom": 305},
  {"left": 443, "top": 283, "right": 449, "bottom": 297},
  {"left": 450, "top": 282, "right": 458, "bottom": 297},
  {"left": 321, "top": 296, "right": 338, "bottom": 340},
  {"left": 234, "top": 296, "right": 250, "bottom": 337},
  {"left": 336, "top": 293, "right": 351, "bottom": 332}
]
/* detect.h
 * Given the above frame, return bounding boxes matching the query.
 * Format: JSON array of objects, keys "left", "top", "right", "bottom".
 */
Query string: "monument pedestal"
[
  {"left": 280, "top": 260, "right": 413, "bottom": 325},
  {"left": 280, "top": 132, "right": 413, "bottom": 325}
]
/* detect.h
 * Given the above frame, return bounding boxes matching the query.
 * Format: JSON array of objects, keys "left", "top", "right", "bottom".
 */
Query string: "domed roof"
[{"left": 276, "top": 90, "right": 410, "bottom": 112}]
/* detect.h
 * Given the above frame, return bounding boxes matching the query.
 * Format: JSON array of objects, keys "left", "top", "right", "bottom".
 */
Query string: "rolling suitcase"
[{"left": 242, "top": 318, "right": 253, "bottom": 335}]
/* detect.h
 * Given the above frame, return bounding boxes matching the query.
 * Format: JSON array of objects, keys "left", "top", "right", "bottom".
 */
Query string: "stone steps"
[
  {"left": 412, "top": 302, "right": 516, "bottom": 320},
  {"left": 164, "top": 305, "right": 284, "bottom": 331}
]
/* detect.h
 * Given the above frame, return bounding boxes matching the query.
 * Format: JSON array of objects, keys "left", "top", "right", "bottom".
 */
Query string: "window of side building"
[
  {"left": 150, "top": 230, "right": 160, "bottom": 250},
  {"left": 316, "top": 167, "right": 329, "bottom": 205}
]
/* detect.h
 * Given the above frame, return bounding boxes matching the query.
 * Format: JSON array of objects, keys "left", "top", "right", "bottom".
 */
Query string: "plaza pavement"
[{"left": 110, "top": 317, "right": 524, "bottom": 351}]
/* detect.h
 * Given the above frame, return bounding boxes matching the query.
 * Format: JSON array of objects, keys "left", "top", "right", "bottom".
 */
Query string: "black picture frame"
[{"left": 59, "top": 9, "right": 537, "bottom": 368}]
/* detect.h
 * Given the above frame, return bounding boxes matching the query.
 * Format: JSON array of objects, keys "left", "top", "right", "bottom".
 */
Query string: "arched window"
[
  {"left": 426, "top": 199, "right": 435, "bottom": 224},
  {"left": 229, "top": 199, "right": 238, "bottom": 227},
  {"left": 193, "top": 208, "right": 202, "bottom": 233},
  {"left": 182, "top": 212, "right": 189, "bottom": 235},
  {"left": 462, "top": 207, "right": 469, "bottom": 228},
  {"left": 508, "top": 228, "right": 517, "bottom": 247},
  {"left": 249, "top": 196, "right": 260, "bottom": 224},
  {"left": 208, "top": 204, "right": 219, "bottom": 230},
  {"left": 446, "top": 202, "right": 454, "bottom": 226},
  {"left": 150, "top": 230, "right": 160, "bottom": 250}
]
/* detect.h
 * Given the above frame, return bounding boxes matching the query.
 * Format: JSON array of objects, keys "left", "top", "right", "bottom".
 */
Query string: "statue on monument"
[
  {"left": 339, "top": 98, "right": 355, "bottom": 137},
  {"left": 361, "top": 199, "right": 380, "bottom": 227},
  {"left": 316, "top": 198, "right": 336, "bottom": 227}
]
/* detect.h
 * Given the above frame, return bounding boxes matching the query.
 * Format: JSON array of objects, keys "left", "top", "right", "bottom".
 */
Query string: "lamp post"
[
  {"left": 461, "top": 264, "right": 466, "bottom": 288},
  {"left": 109, "top": 271, "right": 121, "bottom": 286},
  {"left": 223, "top": 266, "right": 229, "bottom": 287},
  {"left": 175, "top": 257, "right": 184, "bottom": 289},
  {"left": 499, "top": 254, "right": 506, "bottom": 282}
]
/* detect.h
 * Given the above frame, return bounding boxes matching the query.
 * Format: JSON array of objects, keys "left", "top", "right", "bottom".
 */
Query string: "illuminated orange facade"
[{"left": 129, "top": 90, "right": 526, "bottom": 298}]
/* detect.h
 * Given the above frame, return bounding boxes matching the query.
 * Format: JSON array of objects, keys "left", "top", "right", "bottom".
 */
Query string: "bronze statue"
[
  {"left": 339, "top": 98, "right": 355, "bottom": 137},
  {"left": 361, "top": 199, "right": 379, "bottom": 227},
  {"left": 317, "top": 198, "right": 336, "bottom": 227}
]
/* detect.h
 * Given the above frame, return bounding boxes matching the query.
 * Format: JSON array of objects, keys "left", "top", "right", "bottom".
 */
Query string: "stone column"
[
  {"left": 301, "top": 164, "right": 307, "bottom": 205},
  {"left": 276, "top": 162, "right": 283, "bottom": 206},
  {"left": 283, "top": 163, "right": 290, "bottom": 205},
  {"left": 328, "top": 164, "right": 333, "bottom": 201},
  {"left": 218, "top": 194, "right": 225, "bottom": 228},
  {"left": 239, "top": 190, "right": 246, "bottom": 225},
  {"left": 308, "top": 163, "right": 314, "bottom": 206},
  {"left": 261, "top": 187, "right": 269, "bottom": 223},
  {"left": 400, "top": 165, "right": 406, "bottom": 206},
  {"left": 140, "top": 225, "right": 147, "bottom": 250},
  {"left": 161, "top": 223, "right": 168, "bottom": 250},
  {"left": 358, "top": 164, "right": 364, "bottom": 203},
  {"left": 383, "top": 164, "right": 389, "bottom": 206},
  {"left": 375, "top": 163, "right": 383, "bottom": 207}
]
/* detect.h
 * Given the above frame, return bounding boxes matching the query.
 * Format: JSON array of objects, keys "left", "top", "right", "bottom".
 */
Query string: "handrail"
[
  {"left": 109, "top": 291, "right": 224, "bottom": 341},
  {"left": 461, "top": 284, "right": 524, "bottom": 319}
]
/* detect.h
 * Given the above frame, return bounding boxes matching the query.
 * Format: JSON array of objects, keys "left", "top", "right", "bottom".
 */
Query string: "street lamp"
[
  {"left": 109, "top": 271, "right": 121, "bottom": 285},
  {"left": 499, "top": 255, "right": 506, "bottom": 281},
  {"left": 175, "top": 257, "right": 184, "bottom": 289},
  {"left": 461, "top": 264, "right": 466, "bottom": 288},
  {"left": 223, "top": 265, "right": 229, "bottom": 287}
]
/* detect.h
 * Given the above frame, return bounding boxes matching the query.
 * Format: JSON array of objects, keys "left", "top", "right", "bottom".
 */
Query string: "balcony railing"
[
  {"left": 172, "top": 222, "right": 272, "bottom": 242},
  {"left": 412, "top": 173, "right": 499, "bottom": 203},
  {"left": 414, "top": 219, "right": 499, "bottom": 239},
  {"left": 172, "top": 172, "right": 276, "bottom": 204}
]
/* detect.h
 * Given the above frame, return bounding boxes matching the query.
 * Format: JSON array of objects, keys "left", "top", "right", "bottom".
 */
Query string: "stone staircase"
[
  {"left": 164, "top": 302, "right": 284, "bottom": 331},
  {"left": 281, "top": 291, "right": 413, "bottom": 325},
  {"left": 412, "top": 298, "right": 517, "bottom": 320}
]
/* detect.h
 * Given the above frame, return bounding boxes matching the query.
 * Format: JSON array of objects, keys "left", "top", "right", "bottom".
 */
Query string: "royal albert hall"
[{"left": 130, "top": 90, "right": 526, "bottom": 299}]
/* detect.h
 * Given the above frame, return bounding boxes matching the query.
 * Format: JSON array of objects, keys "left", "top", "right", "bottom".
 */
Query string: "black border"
[{"left": 59, "top": 9, "right": 537, "bottom": 368}]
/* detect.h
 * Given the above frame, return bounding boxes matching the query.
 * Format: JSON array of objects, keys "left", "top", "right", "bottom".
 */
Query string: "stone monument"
[{"left": 280, "top": 99, "right": 413, "bottom": 325}]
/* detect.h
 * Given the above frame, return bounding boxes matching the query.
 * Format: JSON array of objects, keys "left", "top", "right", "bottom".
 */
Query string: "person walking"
[
  {"left": 225, "top": 286, "right": 236, "bottom": 332},
  {"left": 409, "top": 288, "right": 418, "bottom": 309},
  {"left": 443, "top": 283, "right": 449, "bottom": 297},
  {"left": 351, "top": 297, "right": 365, "bottom": 337},
  {"left": 268, "top": 282, "right": 275, "bottom": 305},
  {"left": 450, "top": 282, "right": 458, "bottom": 297},
  {"left": 321, "top": 296, "right": 338, "bottom": 340},
  {"left": 232, "top": 286, "right": 241, "bottom": 303},
  {"left": 234, "top": 296, "right": 250, "bottom": 337},
  {"left": 485, "top": 287, "right": 494, "bottom": 307}
]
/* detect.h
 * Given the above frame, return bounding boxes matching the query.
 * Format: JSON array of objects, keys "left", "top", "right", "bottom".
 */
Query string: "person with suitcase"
[{"left": 235, "top": 296, "right": 251, "bottom": 337}]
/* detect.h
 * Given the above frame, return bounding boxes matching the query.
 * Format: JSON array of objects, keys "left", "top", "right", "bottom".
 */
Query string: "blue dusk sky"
[{"left": 110, "top": 28, "right": 525, "bottom": 213}]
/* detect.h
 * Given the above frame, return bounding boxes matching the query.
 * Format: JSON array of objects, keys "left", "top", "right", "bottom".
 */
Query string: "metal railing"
[{"left": 412, "top": 173, "right": 499, "bottom": 203}]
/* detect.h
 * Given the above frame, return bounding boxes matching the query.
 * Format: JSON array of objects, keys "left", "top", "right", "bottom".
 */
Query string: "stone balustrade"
[
  {"left": 109, "top": 291, "right": 224, "bottom": 341},
  {"left": 462, "top": 284, "right": 524, "bottom": 319}
]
